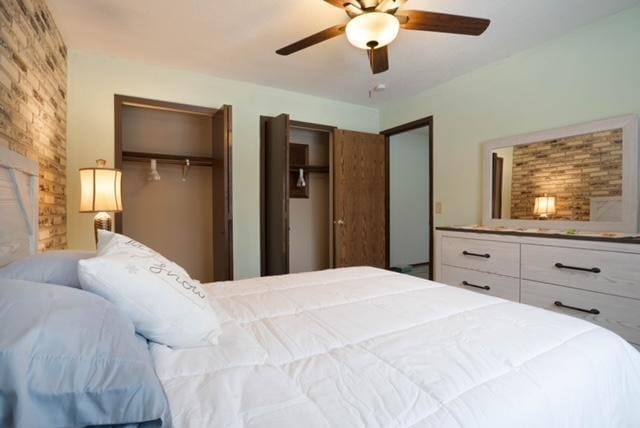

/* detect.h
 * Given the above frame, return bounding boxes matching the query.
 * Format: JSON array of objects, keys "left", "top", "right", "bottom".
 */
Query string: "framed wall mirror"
[{"left": 482, "top": 115, "right": 639, "bottom": 233}]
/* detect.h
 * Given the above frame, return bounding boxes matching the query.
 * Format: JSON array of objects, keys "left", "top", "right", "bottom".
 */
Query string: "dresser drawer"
[
  {"left": 521, "top": 280, "right": 640, "bottom": 345},
  {"left": 441, "top": 265, "right": 520, "bottom": 301},
  {"left": 522, "top": 244, "right": 640, "bottom": 300},
  {"left": 441, "top": 236, "right": 520, "bottom": 277}
]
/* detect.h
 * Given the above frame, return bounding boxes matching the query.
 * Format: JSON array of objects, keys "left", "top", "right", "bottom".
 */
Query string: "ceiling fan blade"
[
  {"left": 376, "top": 0, "right": 407, "bottom": 14},
  {"left": 323, "top": 0, "right": 346, "bottom": 9},
  {"left": 358, "top": 0, "right": 378, "bottom": 8},
  {"left": 344, "top": 3, "right": 363, "bottom": 17},
  {"left": 324, "top": 0, "right": 363, "bottom": 17},
  {"left": 397, "top": 10, "right": 490, "bottom": 36},
  {"left": 276, "top": 25, "right": 345, "bottom": 56},
  {"left": 368, "top": 45, "right": 389, "bottom": 74}
]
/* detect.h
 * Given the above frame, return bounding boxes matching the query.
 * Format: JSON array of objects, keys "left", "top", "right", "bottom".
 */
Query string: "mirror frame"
[{"left": 482, "top": 114, "right": 639, "bottom": 233}]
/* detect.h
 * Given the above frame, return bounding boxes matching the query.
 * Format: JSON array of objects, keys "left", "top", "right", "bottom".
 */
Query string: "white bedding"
[{"left": 150, "top": 267, "right": 640, "bottom": 427}]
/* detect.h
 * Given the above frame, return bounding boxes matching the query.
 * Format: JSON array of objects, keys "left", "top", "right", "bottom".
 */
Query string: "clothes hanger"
[
  {"left": 296, "top": 168, "right": 306, "bottom": 188},
  {"left": 182, "top": 159, "right": 190, "bottom": 182},
  {"left": 148, "top": 159, "right": 161, "bottom": 181}
]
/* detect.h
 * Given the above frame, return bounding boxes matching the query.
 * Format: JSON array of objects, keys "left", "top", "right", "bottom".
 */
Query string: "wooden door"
[
  {"left": 491, "top": 153, "right": 504, "bottom": 219},
  {"left": 212, "top": 105, "right": 233, "bottom": 280},
  {"left": 264, "top": 114, "right": 290, "bottom": 275},
  {"left": 333, "top": 129, "right": 387, "bottom": 268}
]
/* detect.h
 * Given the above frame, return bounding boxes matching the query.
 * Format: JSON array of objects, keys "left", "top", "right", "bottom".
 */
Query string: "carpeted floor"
[{"left": 407, "top": 263, "right": 429, "bottom": 279}]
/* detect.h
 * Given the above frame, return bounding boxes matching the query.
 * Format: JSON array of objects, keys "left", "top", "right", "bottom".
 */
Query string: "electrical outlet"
[{"left": 435, "top": 202, "right": 442, "bottom": 214}]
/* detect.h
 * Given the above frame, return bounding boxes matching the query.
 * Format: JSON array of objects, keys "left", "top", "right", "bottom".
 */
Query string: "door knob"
[{"left": 334, "top": 219, "right": 345, "bottom": 226}]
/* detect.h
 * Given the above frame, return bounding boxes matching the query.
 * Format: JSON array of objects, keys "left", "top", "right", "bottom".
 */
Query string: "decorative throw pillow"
[
  {"left": 78, "top": 231, "right": 221, "bottom": 348},
  {"left": 0, "top": 279, "right": 170, "bottom": 427},
  {"left": 0, "top": 250, "right": 95, "bottom": 288}
]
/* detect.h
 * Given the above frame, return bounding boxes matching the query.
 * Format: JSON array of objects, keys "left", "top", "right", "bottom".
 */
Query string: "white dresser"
[{"left": 435, "top": 227, "right": 640, "bottom": 349}]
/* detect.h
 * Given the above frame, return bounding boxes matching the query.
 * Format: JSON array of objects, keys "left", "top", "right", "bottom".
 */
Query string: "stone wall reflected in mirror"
[{"left": 492, "top": 128, "right": 623, "bottom": 221}]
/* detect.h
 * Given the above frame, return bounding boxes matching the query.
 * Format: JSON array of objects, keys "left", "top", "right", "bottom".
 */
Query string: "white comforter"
[{"left": 150, "top": 267, "right": 640, "bottom": 427}]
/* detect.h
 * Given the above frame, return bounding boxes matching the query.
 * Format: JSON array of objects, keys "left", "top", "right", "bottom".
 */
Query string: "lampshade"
[
  {"left": 346, "top": 12, "right": 400, "bottom": 50},
  {"left": 533, "top": 195, "right": 556, "bottom": 219},
  {"left": 79, "top": 159, "right": 123, "bottom": 213}
]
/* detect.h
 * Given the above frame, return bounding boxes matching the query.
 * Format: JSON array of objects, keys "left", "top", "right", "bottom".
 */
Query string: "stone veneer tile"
[
  {"left": 0, "top": 0, "right": 67, "bottom": 250},
  {"left": 510, "top": 129, "right": 623, "bottom": 221}
]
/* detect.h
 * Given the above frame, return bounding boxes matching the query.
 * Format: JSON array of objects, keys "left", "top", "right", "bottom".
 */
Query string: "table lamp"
[
  {"left": 79, "top": 159, "right": 122, "bottom": 243},
  {"left": 533, "top": 194, "right": 556, "bottom": 219}
]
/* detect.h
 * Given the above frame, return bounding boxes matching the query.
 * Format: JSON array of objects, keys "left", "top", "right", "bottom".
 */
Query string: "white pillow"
[
  {"left": 97, "top": 229, "right": 161, "bottom": 258},
  {"left": 78, "top": 231, "right": 221, "bottom": 348}
]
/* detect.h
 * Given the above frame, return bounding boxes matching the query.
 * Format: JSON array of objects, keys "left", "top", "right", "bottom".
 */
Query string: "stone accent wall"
[
  {"left": 510, "top": 129, "right": 623, "bottom": 221},
  {"left": 0, "top": 0, "right": 67, "bottom": 250}
]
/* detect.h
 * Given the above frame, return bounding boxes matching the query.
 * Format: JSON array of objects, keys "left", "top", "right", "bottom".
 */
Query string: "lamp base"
[{"left": 93, "top": 212, "right": 112, "bottom": 244}]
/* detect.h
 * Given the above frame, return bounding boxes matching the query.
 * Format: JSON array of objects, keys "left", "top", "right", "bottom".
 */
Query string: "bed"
[
  {"left": 1, "top": 146, "right": 640, "bottom": 427},
  {"left": 151, "top": 267, "right": 640, "bottom": 427}
]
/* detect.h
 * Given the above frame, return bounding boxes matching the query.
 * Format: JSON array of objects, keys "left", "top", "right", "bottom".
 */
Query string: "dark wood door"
[
  {"left": 212, "top": 105, "right": 233, "bottom": 280},
  {"left": 333, "top": 129, "right": 387, "bottom": 268},
  {"left": 264, "top": 114, "right": 290, "bottom": 275},
  {"left": 491, "top": 153, "right": 504, "bottom": 219}
]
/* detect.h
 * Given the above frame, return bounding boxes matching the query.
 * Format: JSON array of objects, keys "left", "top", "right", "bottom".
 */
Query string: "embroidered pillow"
[
  {"left": 78, "top": 231, "right": 221, "bottom": 348},
  {"left": 97, "top": 229, "right": 164, "bottom": 258}
]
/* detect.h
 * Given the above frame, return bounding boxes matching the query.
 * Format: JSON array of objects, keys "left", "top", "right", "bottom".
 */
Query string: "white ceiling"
[{"left": 47, "top": 0, "right": 640, "bottom": 106}]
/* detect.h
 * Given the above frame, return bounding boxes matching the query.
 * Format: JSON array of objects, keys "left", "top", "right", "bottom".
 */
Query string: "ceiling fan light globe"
[{"left": 346, "top": 12, "right": 400, "bottom": 50}]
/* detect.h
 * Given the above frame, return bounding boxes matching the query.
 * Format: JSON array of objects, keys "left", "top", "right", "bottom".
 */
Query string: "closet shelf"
[
  {"left": 122, "top": 150, "right": 218, "bottom": 167},
  {"left": 289, "top": 164, "right": 329, "bottom": 173}
]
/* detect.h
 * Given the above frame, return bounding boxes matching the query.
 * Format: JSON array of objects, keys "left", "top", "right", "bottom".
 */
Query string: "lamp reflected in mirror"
[{"left": 533, "top": 194, "right": 556, "bottom": 219}]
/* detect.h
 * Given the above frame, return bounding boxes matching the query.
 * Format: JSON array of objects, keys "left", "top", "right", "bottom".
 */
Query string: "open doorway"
[{"left": 381, "top": 117, "right": 433, "bottom": 280}]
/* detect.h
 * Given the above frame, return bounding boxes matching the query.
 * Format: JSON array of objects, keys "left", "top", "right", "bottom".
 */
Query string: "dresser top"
[{"left": 437, "top": 226, "right": 640, "bottom": 245}]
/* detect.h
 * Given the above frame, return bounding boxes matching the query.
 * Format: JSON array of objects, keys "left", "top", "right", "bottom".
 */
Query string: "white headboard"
[{"left": 0, "top": 145, "right": 38, "bottom": 267}]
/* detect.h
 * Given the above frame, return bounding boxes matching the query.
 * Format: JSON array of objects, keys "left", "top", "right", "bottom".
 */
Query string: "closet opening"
[
  {"left": 114, "top": 95, "right": 233, "bottom": 282},
  {"left": 260, "top": 117, "right": 334, "bottom": 276},
  {"left": 260, "top": 116, "right": 388, "bottom": 276},
  {"left": 381, "top": 117, "right": 434, "bottom": 280},
  {"left": 288, "top": 125, "right": 331, "bottom": 273}
]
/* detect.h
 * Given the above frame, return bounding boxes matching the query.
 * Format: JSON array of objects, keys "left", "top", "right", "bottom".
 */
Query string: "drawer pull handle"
[
  {"left": 554, "top": 263, "right": 601, "bottom": 274},
  {"left": 462, "top": 280, "right": 491, "bottom": 291},
  {"left": 554, "top": 300, "right": 600, "bottom": 315},
  {"left": 462, "top": 251, "right": 491, "bottom": 259}
]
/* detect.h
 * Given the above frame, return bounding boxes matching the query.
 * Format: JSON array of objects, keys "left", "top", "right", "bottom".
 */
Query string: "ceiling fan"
[{"left": 276, "top": 0, "right": 490, "bottom": 74}]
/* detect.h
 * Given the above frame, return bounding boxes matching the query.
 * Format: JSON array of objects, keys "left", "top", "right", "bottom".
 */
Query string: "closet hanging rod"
[
  {"left": 289, "top": 164, "right": 329, "bottom": 173},
  {"left": 122, "top": 150, "right": 217, "bottom": 167}
]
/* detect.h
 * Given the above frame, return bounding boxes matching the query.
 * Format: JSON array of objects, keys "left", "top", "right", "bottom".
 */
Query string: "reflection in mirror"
[{"left": 492, "top": 128, "right": 623, "bottom": 221}]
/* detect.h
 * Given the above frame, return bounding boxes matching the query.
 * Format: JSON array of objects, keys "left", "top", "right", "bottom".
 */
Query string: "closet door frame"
[
  {"left": 212, "top": 105, "right": 234, "bottom": 281},
  {"left": 381, "top": 116, "right": 434, "bottom": 280},
  {"left": 113, "top": 94, "right": 233, "bottom": 280},
  {"left": 259, "top": 116, "right": 336, "bottom": 276}
]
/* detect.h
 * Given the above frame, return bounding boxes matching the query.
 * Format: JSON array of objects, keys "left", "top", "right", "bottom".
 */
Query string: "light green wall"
[
  {"left": 379, "top": 5, "right": 640, "bottom": 228},
  {"left": 67, "top": 5, "right": 640, "bottom": 279},
  {"left": 66, "top": 51, "right": 378, "bottom": 279}
]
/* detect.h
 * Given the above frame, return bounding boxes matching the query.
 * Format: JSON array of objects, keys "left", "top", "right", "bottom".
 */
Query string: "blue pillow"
[
  {"left": 0, "top": 250, "right": 95, "bottom": 288},
  {"left": 0, "top": 279, "right": 171, "bottom": 427}
]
